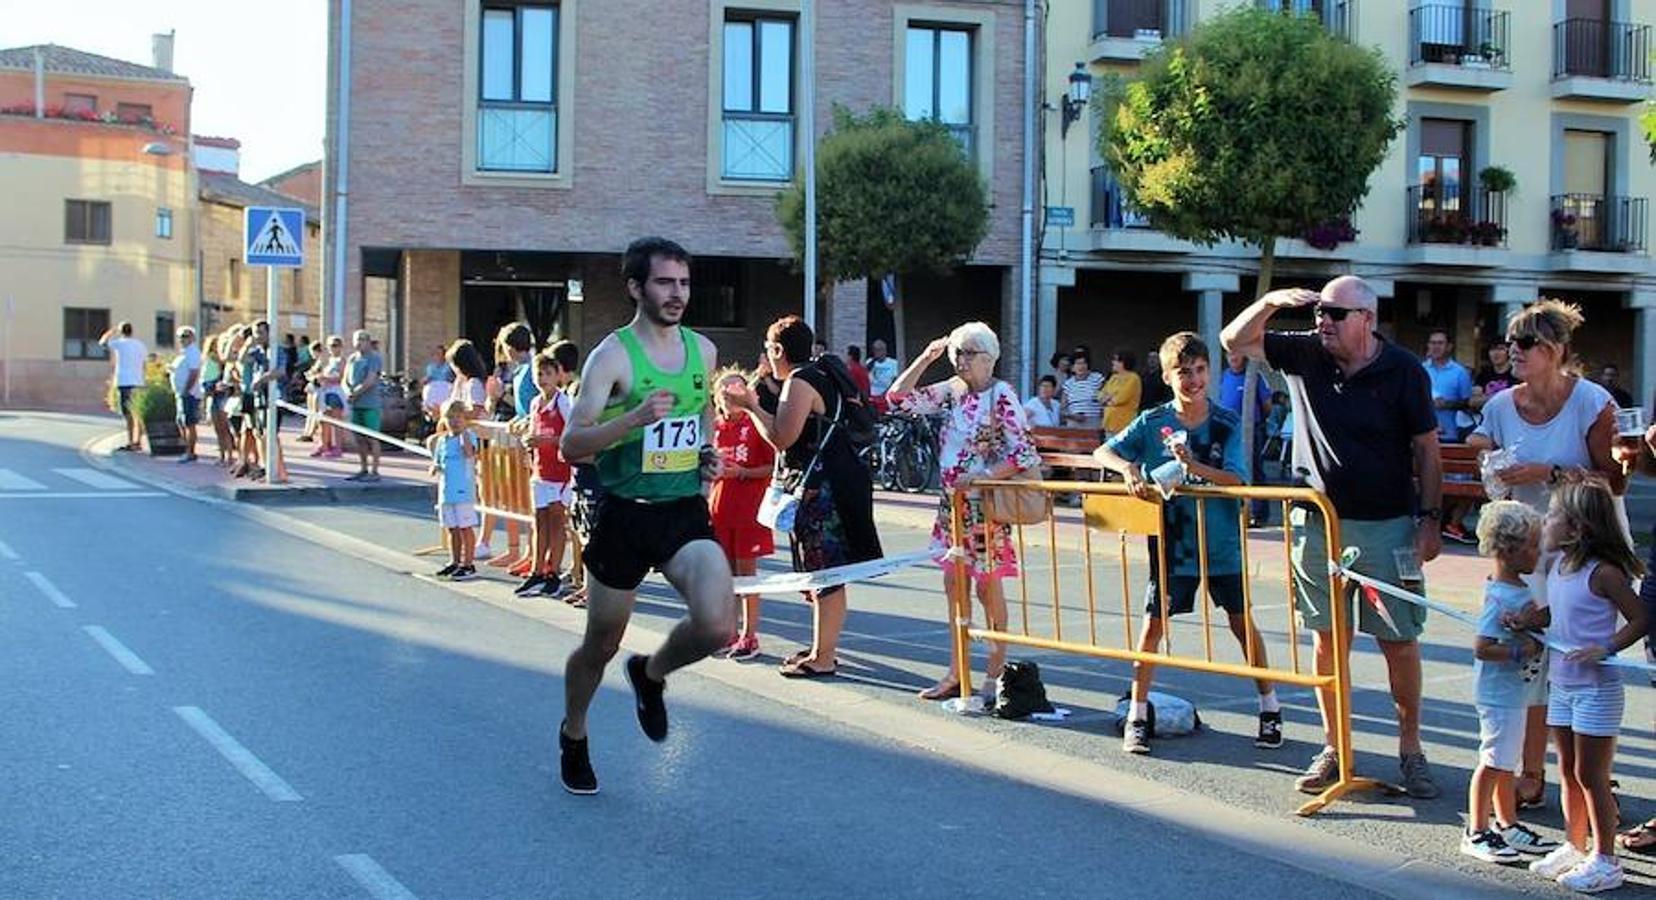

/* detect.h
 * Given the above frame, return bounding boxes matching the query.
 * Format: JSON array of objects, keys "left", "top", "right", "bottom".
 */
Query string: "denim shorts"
[{"left": 1546, "top": 681, "right": 1625, "bottom": 738}]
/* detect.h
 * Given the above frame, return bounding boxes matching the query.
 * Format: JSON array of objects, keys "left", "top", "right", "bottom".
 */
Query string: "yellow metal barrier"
[
  {"left": 470, "top": 426, "right": 585, "bottom": 591},
  {"left": 950, "top": 479, "right": 1384, "bottom": 817}
]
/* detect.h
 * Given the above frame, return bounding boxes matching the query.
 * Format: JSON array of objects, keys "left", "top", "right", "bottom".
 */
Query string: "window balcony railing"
[
  {"left": 1093, "top": 0, "right": 1188, "bottom": 41},
  {"left": 1409, "top": 5, "right": 1510, "bottom": 69},
  {"left": 478, "top": 103, "right": 556, "bottom": 173},
  {"left": 1091, "top": 167, "right": 1152, "bottom": 228},
  {"left": 721, "top": 112, "right": 794, "bottom": 182},
  {"left": 1406, "top": 184, "right": 1508, "bottom": 247},
  {"left": 1552, "top": 19, "right": 1652, "bottom": 81},
  {"left": 1550, "top": 194, "right": 1648, "bottom": 253},
  {"left": 1256, "top": 1, "right": 1355, "bottom": 41}
]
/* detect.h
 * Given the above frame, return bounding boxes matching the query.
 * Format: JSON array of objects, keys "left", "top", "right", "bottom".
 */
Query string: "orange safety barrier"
[
  {"left": 948, "top": 479, "right": 1384, "bottom": 816},
  {"left": 469, "top": 425, "right": 585, "bottom": 590}
]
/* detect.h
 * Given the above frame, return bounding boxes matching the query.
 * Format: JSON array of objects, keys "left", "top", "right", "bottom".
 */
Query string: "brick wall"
[{"left": 200, "top": 199, "right": 325, "bottom": 338}]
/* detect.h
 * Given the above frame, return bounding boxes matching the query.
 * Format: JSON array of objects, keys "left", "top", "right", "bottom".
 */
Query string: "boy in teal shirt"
[{"left": 1094, "top": 332, "right": 1281, "bottom": 755}]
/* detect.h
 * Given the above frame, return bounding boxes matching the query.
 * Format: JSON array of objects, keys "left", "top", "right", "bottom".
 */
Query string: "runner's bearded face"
[{"left": 632, "top": 256, "right": 691, "bottom": 328}]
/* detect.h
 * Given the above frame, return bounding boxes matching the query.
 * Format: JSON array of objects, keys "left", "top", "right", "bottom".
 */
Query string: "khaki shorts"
[{"left": 1289, "top": 507, "right": 1426, "bottom": 642}]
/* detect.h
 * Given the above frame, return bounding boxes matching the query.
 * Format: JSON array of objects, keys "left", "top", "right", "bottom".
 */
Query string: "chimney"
[{"left": 152, "top": 30, "right": 175, "bottom": 73}]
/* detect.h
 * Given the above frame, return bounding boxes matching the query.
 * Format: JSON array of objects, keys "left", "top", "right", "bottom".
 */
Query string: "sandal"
[
  {"left": 918, "top": 679, "right": 962, "bottom": 701},
  {"left": 778, "top": 660, "right": 836, "bottom": 679},
  {"left": 1617, "top": 820, "right": 1656, "bottom": 853}
]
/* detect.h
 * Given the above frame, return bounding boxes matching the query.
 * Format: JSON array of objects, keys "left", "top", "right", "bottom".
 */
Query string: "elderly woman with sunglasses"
[
  {"left": 1467, "top": 298, "right": 1627, "bottom": 814},
  {"left": 886, "top": 322, "right": 1042, "bottom": 702}
]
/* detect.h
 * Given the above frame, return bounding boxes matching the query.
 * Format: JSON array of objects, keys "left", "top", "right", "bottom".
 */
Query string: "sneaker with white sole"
[
  {"left": 1460, "top": 829, "right": 1521, "bottom": 864},
  {"left": 1294, "top": 746, "right": 1340, "bottom": 794},
  {"left": 1255, "top": 710, "right": 1284, "bottom": 749},
  {"left": 1498, "top": 822, "right": 1560, "bottom": 856},
  {"left": 1530, "top": 843, "right": 1588, "bottom": 879},
  {"left": 1122, "top": 719, "right": 1150, "bottom": 755},
  {"left": 1557, "top": 853, "right": 1624, "bottom": 893}
]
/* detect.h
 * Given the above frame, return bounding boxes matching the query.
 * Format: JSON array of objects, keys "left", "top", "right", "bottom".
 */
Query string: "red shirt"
[
  {"left": 848, "top": 360, "right": 872, "bottom": 399},
  {"left": 530, "top": 391, "right": 572, "bottom": 482},
  {"left": 709, "top": 414, "right": 774, "bottom": 523}
]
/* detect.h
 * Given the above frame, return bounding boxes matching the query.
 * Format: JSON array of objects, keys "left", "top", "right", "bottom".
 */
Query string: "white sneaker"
[
  {"left": 1499, "top": 822, "right": 1561, "bottom": 856},
  {"left": 1530, "top": 843, "right": 1587, "bottom": 879},
  {"left": 1557, "top": 853, "right": 1624, "bottom": 893},
  {"left": 1460, "top": 829, "right": 1520, "bottom": 864},
  {"left": 473, "top": 542, "right": 494, "bottom": 560}
]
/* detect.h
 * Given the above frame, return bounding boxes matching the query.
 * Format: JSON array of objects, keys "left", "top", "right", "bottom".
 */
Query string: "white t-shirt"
[
  {"left": 169, "top": 344, "right": 203, "bottom": 397},
  {"left": 106, "top": 336, "right": 147, "bottom": 387},
  {"left": 1473, "top": 377, "right": 1615, "bottom": 512},
  {"left": 1022, "top": 395, "right": 1061, "bottom": 428},
  {"left": 867, "top": 357, "right": 900, "bottom": 397}
]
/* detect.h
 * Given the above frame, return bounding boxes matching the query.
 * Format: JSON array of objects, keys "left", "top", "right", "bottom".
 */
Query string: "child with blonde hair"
[
  {"left": 1527, "top": 478, "right": 1648, "bottom": 891},
  {"left": 428, "top": 398, "right": 480, "bottom": 581},
  {"left": 1461, "top": 500, "right": 1558, "bottom": 864}
]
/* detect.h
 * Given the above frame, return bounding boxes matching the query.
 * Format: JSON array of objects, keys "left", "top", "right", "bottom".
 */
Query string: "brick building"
[
  {"left": 325, "top": 0, "right": 1032, "bottom": 379},
  {"left": 261, "top": 160, "right": 323, "bottom": 208},
  {"left": 198, "top": 170, "right": 323, "bottom": 339}
]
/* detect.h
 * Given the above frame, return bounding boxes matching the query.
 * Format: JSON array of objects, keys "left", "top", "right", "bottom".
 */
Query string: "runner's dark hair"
[{"left": 621, "top": 237, "right": 691, "bottom": 303}]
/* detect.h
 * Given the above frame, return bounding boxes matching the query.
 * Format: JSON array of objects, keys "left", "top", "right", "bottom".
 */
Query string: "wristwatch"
[
  {"left": 1547, "top": 464, "right": 1563, "bottom": 485},
  {"left": 1416, "top": 507, "right": 1442, "bottom": 523}
]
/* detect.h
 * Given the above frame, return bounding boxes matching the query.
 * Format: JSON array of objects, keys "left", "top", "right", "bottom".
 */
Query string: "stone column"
[
  {"left": 1037, "top": 264, "right": 1076, "bottom": 382},
  {"left": 1181, "top": 272, "right": 1239, "bottom": 350},
  {"left": 1630, "top": 291, "right": 1656, "bottom": 411},
  {"left": 826, "top": 278, "right": 868, "bottom": 356},
  {"left": 401, "top": 250, "right": 461, "bottom": 370},
  {"left": 1492, "top": 282, "right": 1536, "bottom": 336}
]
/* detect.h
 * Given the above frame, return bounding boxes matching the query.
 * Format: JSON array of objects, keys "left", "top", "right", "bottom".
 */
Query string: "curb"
[{"left": 80, "top": 429, "right": 1515, "bottom": 900}]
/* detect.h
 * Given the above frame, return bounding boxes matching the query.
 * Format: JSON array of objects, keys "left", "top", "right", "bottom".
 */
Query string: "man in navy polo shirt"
[{"left": 1222, "top": 275, "right": 1444, "bottom": 801}]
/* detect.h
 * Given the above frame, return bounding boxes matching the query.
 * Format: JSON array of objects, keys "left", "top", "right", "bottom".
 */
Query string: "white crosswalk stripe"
[
  {"left": 0, "top": 469, "right": 47, "bottom": 491},
  {"left": 53, "top": 467, "right": 138, "bottom": 490}
]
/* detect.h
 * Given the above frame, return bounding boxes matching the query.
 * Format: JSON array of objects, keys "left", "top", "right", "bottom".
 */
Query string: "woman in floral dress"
[{"left": 887, "top": 322, "right": 1042, "bottom": 701}]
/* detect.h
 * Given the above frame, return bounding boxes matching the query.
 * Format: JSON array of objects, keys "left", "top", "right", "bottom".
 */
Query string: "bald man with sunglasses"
[{"left": 1222, "top": 275, "right": 1444, "bottom": 801}]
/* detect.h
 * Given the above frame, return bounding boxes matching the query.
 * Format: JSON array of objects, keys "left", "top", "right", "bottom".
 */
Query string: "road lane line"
[
  {"left": 0, "top": 491, "right": 165, "bottom": 500},
  {"left": 0, "top": 469, "right": 47, "bottom": 490},
  {"left": 24, "top": 571, "right": 76, "bottom": 608},
  {"left": 335, "top": 855, "right": 418, "bottom": 900},
  {"left": 0, "top": 538, "right": 17, "bottom": 560},
  {"left": 172, "top": 706, "right": 303, "bottom": 802},
  {"left": 82, "top": 626, "right": 155, "bottom": 675},
  {"left": 53, "top": 467, "right": 138, "bottom": 490}
]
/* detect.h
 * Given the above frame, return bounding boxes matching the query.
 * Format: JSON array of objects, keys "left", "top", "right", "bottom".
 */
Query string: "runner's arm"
[{"left": 559, "top": 338, "right": 669, "bottom": 460}]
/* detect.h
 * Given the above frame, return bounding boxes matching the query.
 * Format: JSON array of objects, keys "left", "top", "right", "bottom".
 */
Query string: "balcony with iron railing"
[
  {"left": 1549, "top": 194, "right": 1648, "bottom": 269},
  {"left": 1090, "top": 0, "right": 1189, "bottom": 62},
  {"left": 721, "top": 112, "right": 794, "bottom": 182},
  {"left": 1255, "top": 1, "right": 1356, "bottom": 42},
  {"left": 1404, "top": 184, "right": 1509, "bottom": 266},
  {"left": 1406, "top": 5, "right": 1512, "bottom": 91},
  {"left": 1551, "top": 18, "right": 1652, "bottom": 102},
  {"left": 1087, "top": 167, "right": 1193, "bottom": 254}
]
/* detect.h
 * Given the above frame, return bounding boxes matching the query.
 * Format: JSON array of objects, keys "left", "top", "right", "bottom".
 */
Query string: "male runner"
[{"left": 556, "top": 236, "right": 736, "bottom": 795}]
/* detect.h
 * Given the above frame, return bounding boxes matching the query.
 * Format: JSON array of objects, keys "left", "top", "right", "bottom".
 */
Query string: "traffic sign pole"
[
  {"left": 243, "top": 205, "right": 305, "bottom": 488},
  {"left": 266, "top": 266, "right": 279, "bottom": 486}
]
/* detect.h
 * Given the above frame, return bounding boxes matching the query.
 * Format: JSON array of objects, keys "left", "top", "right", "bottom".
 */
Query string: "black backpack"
[
  {"left": 992, "top": 660, "right": 1055, "bottom": 720},
  {"left": 814, "top": 354, "right": 878, "bottom": 450}
]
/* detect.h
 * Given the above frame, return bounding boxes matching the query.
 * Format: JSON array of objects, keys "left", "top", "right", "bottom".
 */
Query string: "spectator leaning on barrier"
[
  {"left": 428, "top": 398, "right": 480, "bottom": 581},
  {"left": 344, "top": 329, "right": 384, "bottom": 482},
  {"left": 888, "top": 321, "right": 1040, "bottom": 703},
  {"left": 168, "top": 326, "right": 203, "bottom": 464},
  {"left": 513, "top": 342, "right": 581, "bottom": 600},
  {"left": 99, "top": 321, "right": 147, "bottom": 451},
  {"left": 1221, "top": 274, "right": 1445, "bottom": 800},
  {"left": 1094, "top": 332, "right": 1280, "bottom": 756}
]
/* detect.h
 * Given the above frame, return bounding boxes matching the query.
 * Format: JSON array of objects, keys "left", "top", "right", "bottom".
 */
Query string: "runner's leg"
[
  {"left": 651, "top": 540, "right": 736, "bottom": 680},
  {"left": 562, "top": 580, "right": 636, "bottom": 740}
]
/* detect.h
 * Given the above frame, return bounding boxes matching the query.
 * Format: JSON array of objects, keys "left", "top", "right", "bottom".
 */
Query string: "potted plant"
[
  {"left": 1302, "top": 216, "right": 1358, "bottom": 251},
  {"left": 1479, "top": 41, "right": 1505, "bottom": 68},
  {"left": 1478, "top": 165, "right": 1516, "bottom": 195},
  {"left": 1552, "top": 208, "right": 1580, "bottom": 249},
  {"left": 1472, "top": 220, "right": 1506, "bottom": 247},
  {"left": 131, "top": 379, "right": 184, "bottom": 456}
]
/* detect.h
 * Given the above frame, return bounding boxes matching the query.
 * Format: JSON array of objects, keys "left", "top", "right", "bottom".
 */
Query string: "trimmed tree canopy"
[
  {"left": 1097, "top": 7, "right": 1401, "bottom": 250},
  {"left": 777, "top": 106, "right": 989, "bottom": 281}
]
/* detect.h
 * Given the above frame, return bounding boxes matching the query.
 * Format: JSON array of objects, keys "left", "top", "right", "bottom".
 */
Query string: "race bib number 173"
[{"left": 642, "top": 415, "right": 700, "bottom": 474}]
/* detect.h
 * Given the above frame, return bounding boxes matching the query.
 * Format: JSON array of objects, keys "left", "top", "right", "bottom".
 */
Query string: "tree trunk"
[
  {"left": 890, "top": 274, "right": 907, "bottom": 367},
  {"left": 1240, "top": 236, "right": 1277, "bottom": 498}
]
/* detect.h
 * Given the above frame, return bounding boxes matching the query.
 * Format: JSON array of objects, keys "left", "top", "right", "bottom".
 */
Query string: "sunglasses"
[
  {"left": 1314, "top": 305, "right": 1360, "bottom": 322},
  {"left": 1507, "top": 334, "right": 1543, "bottom": 351}
]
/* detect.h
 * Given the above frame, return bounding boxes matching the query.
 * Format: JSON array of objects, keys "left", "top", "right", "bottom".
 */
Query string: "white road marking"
[
  {"left": 24, "top": 571, "right": 75, "bottom": 608},
  {"left": 335, "top": 854, "right": 418, "bottom": 900},
  {"left": 172, "top": 706, "right": 303, "bottom": 802},
  {"left": 54, "top": 467, "right": 138, "bottom": 490},
  {"left": 0, "top": 469, "right": 46, "bottom": 491},
  {"left": 0, "top": 538, "right": 18, "bottom": 560},
  {"left": 82, "top": 626, "right": 155, "bottom": 675},
  {"left": 0, "top": 491, "right": 165, "bottom": 500}
]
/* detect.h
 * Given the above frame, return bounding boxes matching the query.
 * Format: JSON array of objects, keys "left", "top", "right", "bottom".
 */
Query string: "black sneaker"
[
  {"left": 1255, "top": 710, "right": 1284, "bottom": 749},
  {"left": 433, "top": 563, "right": 459, "bottom": 579},
  {"left": 514, "top": 573, "right": 547, "bottom": 597},
  {"left": 626, "top": 654, "right": 668, "bottom": 742},
  {"left": 450, "top": 565, "right": 478, "bottom": 582},
  {"left": 536, "top": 573, "right": 564, "bottom": 598},
  {"left": 1122, "top": 719, "right": 1150, "bottom": 755},
  {"left": 558, "top": 722, "right": 598, "bottom": 795}
]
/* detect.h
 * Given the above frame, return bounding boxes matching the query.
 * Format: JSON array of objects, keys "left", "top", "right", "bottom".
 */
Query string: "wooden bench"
[
  {"left": 1441, "top": 442, "right": 1487, "bottom": 501},
  {"left": 1029, "top": 426, "right": 1105, "bottom": 472}
]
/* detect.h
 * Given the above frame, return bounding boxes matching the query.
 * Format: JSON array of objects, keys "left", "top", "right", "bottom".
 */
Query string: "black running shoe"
[
  {"left": 513, "top": 573, "right": 546, "bottom": 597},
  {"left": 1256, "top": 710, "right": 1284, "bottom": 749},
  {"left": 626, "top": 654, "right": 668, "bottom": 742},
  {"left": 536, "top": 573, "right": 563, "bottom": 598},
  {"left": 558, "top": 722, "right": 598, "bottom": 795},
  {"left": 433, "top": 563, "right": 459, "bottom": 579},
  {"left": 450, "top": 565, "right": 478, "bottom": 582}
]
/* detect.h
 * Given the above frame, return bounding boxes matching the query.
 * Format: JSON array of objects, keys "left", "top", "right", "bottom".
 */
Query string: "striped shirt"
[{"left": 1060, "top": 371, "right": 1105, "bottom": 423}]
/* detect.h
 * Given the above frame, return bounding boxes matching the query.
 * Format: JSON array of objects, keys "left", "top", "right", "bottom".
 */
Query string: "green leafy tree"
[
  {"left": 777, "top": 105, "right": 989, "bottom": 361},
  {"left": 1097, "top": 6, "right": 1401, "bottom": 459}
]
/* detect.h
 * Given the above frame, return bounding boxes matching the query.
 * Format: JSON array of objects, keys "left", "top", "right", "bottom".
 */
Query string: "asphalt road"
[{"left": 2, "top": 411, "right": 1650, "bottom": 898}]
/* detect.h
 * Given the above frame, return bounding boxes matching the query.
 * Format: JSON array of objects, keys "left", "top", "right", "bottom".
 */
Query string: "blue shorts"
[
  {"left": 176, "top": 394, "right": 200, "bottom": 427},
  {"left": 1546, "top": 681, "right": 1624, "bottom": 738}
]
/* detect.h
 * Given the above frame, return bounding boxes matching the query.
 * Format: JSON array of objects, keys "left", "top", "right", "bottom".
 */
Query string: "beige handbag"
[{"left": 982, "top": 468, "right": 1051, "bottom": 525}]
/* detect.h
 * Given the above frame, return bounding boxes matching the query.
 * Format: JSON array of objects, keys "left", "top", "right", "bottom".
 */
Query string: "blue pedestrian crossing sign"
[{"left": 244, "top": 206, "right": 305, "bottom": 268}]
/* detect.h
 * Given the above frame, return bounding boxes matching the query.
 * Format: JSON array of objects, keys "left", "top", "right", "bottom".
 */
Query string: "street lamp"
[{"left": 1060, "top": 62, "right": 1091, "bottom": 139}]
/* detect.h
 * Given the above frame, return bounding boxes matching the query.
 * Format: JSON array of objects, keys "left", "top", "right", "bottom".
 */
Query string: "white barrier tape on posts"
[
  {"left": 1333, "top": 561, "right": 1656, "bottom": 676},
  {"left": 274, "top": 399, "right": 431, "bottom": 458},
  {"left": 733, "top": 551, "right": 935, "bottom": 596}
]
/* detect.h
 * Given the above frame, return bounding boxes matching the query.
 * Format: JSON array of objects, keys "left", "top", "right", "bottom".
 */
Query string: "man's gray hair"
[
  {"left": 352, "top": 329, "right": 372, "bottom": 343},
  {"left": 1322, "top": 275, "right": 1378, "bottom": 311},
  {"left": 948, "top": 321, "right": 1000, "bottom": 363}
]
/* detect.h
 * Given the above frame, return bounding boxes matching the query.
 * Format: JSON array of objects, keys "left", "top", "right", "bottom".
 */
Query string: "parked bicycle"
[{"left": 862, "top": 412, "right": 939, "bottom": 493}]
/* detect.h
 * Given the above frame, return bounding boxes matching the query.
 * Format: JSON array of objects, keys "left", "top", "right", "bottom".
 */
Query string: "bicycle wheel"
[{"left": 895, "top": 439, "right": 933, "bottom": 493}]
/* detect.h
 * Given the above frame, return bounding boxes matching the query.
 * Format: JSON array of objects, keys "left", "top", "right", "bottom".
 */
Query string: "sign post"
[{"left": 244, "top": 206, "right": 305, "bottom": 486}]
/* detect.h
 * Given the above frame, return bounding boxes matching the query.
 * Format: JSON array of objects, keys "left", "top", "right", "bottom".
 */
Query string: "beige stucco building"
[{"left": 1043, "top": 0, "right": 1656, "bottom": 402}]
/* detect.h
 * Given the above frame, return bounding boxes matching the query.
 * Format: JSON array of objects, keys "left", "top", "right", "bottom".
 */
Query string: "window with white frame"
[
  {"left": 156, "top": 207, "right": 173, "bottom": 239},
  {"left": 722, "top": 13, "right": 795, "bottom": 181},
  {"left": 904, "top": 25, "right": 974, "bottom": 159},
  {"left": 479, "top": 4, "right": 559, "bottom": 173}
]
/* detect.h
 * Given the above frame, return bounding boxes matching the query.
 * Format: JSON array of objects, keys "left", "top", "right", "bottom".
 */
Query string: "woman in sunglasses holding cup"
[{"left": 1467, "top": 298, "right": 1627, "bottom": 812}]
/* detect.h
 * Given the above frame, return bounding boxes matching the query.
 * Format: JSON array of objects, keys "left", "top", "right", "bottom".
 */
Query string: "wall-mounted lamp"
[{"left": 1061, "top": 62, "right": 1091, "bottom": 139}]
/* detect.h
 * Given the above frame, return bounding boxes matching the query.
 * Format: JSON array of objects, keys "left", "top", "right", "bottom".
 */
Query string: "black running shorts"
[{"left": 583, "top": 493, "right": 717, "bottom": 591}]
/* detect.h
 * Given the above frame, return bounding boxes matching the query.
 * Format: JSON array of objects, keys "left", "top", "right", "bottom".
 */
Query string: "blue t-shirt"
[
  {"left": 434, "top": 431, "right": 477, "bottom": 505},
  {"left": 1422, "top": 358, "right": 1473, "bottom": 441},
  {"left": 512, "top": 360, "right": 536, "bottom": 418},
  {"left": 1216, "top": 367, "right": 1270, "bottom": 424},
  {"left": 1104, "top": 402, "right": 1247, "bottom": 577},
  {"left": 1474, "top": 580, "right": 1548, "bottom": 708}
]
